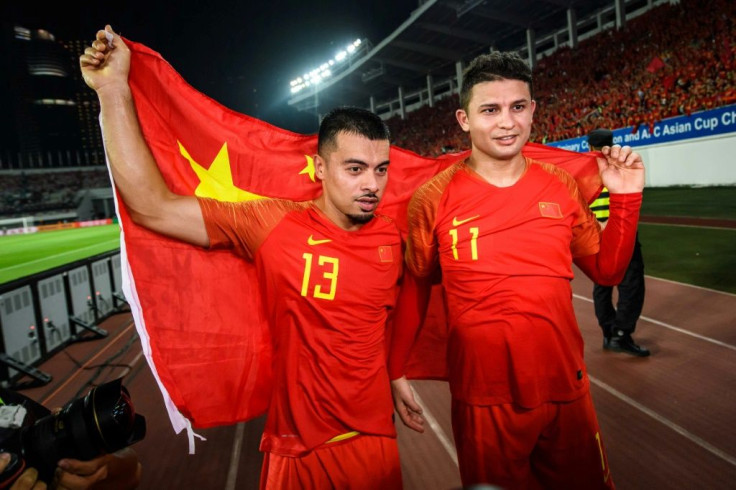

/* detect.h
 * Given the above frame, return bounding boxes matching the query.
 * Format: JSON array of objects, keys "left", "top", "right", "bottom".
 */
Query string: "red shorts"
[
  {"left": 259, "top": 434, "right": 402, "bottom": 490},
  {"left": 452, "top": 391, "right": 614, "bottom": 490}
]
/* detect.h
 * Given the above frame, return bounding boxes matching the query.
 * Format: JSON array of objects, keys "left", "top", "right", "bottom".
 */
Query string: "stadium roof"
[{"left": 289, "top": 0, "right": 629, "bottom": 116}]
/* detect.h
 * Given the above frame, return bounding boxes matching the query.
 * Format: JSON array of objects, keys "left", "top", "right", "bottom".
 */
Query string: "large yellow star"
[
  {"left": 179, "top": 141, "right": 264, "bottom": 202},
  {"left": 299, "top": 155, "right": 316, "bottom": 182}
]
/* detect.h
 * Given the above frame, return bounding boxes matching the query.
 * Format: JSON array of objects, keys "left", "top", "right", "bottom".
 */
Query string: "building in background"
[{"left": 0, "top": 22, "right": 105, "bottom": 170}]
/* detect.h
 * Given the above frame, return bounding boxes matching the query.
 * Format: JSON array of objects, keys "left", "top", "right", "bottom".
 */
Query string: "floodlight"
[{"left": 288, "top": 37, "right": 368, "bottom": 94}]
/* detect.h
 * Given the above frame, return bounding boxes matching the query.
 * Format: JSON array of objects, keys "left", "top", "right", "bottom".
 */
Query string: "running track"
[{"left": 18, "top": 270, "right": 736, "bottom": 489}]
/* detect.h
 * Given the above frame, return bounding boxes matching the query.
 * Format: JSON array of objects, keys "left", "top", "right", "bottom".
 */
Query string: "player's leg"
[
  {"left": 451, "top": 398, "right": 546, "bottom": 490},
  {"left": 530, "top": 392, "right": 615, "bottom": 490}
]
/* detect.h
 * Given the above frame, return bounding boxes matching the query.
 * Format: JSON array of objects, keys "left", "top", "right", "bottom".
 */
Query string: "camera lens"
[{"left": 17, "top": 378, "right": 146, "bottom": 482}]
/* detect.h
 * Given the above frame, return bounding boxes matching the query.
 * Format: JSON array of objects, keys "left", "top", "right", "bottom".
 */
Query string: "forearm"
[
  {"left": 98, "top": 84, "right": 174, "bottom": 221},
  {"left": 387, "top": 271, "right": 432, "bottom": 380},
  {"left": 575, "top": 193, "right": 642, "bottom": 285},
  {"left": 96, "top": 84, "right": 207, "bottom": 246}
]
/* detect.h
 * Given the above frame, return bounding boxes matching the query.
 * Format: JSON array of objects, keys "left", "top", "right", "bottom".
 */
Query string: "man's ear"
[
  {"left": 314, "top": 154, "right": 326, "bottom": 180},
  {"left": 456, "top": 109, "right": 470, "bottom": 132}
]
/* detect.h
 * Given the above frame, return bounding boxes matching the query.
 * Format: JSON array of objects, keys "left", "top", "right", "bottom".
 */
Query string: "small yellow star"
[{"left": 179, "top": 141, "right": 265, "bottom": 202}]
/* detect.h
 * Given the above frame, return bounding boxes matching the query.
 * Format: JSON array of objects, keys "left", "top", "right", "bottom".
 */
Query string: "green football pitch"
[
  {"left": 1, "top": 186, "right": 734, "bottom": 291},
  {"left": 0, "top": 225, "right": 121, "bottom": 284}
]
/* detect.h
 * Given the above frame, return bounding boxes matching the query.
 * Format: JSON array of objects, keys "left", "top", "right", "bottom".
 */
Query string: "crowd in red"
[
  {"left": 2, "top": 0, "right": 734, "bottom": 219},
  {"left": 387, "top": 0, "right": 735, "bottom": 157}
]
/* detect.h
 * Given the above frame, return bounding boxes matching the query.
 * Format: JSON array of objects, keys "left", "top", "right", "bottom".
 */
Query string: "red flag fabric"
[
  {"left": 646, "top": 55, "right": 666, "bottom": 73},
  {"left": 117, "top": 39, "right": 603, "bottom": 445}
]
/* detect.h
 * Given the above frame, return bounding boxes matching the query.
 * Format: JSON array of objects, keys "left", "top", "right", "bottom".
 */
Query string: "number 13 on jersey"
[{"left": 301, "top": 253, "right": 339, "bottom": 300}]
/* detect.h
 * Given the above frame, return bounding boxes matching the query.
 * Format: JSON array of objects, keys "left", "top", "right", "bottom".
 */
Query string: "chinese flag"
[{"left": 117, "top": 39, "right": 602, "bottom": 443}]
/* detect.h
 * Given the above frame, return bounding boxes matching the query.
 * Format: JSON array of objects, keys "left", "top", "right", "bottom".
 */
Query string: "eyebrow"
[{"left": 342, "top": 159, "right": 390, "bottom": 167}]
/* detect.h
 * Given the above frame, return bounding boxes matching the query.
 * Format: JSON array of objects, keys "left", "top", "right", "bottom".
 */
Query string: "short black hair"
[
  {"left": 588, "top": 128, "right": 614, "bottom": 149},
  {"left": 317, "top": 107, "right": 390, "bottom": 155},
  {"left": 460, "top": 51, "right": 534, "bottom": 111}
]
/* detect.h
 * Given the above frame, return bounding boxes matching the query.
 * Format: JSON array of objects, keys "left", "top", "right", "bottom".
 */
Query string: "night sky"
[{"left": 3, "top": 0, "right": 420, "bottom": 133}]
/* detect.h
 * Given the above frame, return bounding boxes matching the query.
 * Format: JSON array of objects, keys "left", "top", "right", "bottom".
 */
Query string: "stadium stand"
[
  {"left": 386, "top": 0, "right": 735, "bottom": 156},
  {"left": 0, "top": 168, "right": 111, "bottom": 219}
]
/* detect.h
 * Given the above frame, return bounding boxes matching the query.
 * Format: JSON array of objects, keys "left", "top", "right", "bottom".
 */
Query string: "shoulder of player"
[
  {"left": 527, "top": 157, "right": 577, "bottom": 185},
  {"left": 411, "top": 161, "right": 465, "bottom": 205},
  {"left": 229, "top": 197, "right": 311, "bottom": 213}
]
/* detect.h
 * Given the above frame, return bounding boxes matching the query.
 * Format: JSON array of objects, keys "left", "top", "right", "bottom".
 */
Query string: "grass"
[
  {"left": 639, "top": 224, "right": 736, "bottom": 294},
  {"left": 637, "top": 185, "right": 736, "bottom": 293},
  {"left": 1, "top": 186, "right": 734, "bottom": 292},
  {"left": 642, "top": 186, "right": 736, "bottom": 219},
  {"left": 0, "top": 225, "right": 121, "bottom": 284}
]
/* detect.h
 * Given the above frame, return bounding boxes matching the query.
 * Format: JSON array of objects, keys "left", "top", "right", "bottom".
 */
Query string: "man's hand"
[
  {"left": 0, "top": 452, "right": 46, "bottom": 489},
  {"left": 391, "top": 377, "right": 425, "bottom": 433},
  {"left": 596, "top": 145, "right": 645, "bottom": 194},
  {"left": 55, "top": 449, "right": 141, "bottom": 490},
  {"left": 53, "top": 456, "right": 110, "bottom": 490},
  {"left": 79, "top": 25, "right": 131, "bottom": 94}
]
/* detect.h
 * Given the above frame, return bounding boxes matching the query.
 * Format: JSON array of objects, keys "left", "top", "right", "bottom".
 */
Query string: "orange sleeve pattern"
[
  {"left": 405, "top": 163, "right": 464, "bottom": 278},
  {"left": 198, "top": 197, "right": 309, "bottom": 261}
]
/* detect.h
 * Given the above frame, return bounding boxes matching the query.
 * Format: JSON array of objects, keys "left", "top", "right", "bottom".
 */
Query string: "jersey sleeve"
[
  {"left": 574, "top": 192, "right": 643, "bottom": 285},
  {"left": 568, "top": 173, "right": 602, "bottom": 258},
  {"left": 198, "top": 198, "right": 302, "bottom": 260}
]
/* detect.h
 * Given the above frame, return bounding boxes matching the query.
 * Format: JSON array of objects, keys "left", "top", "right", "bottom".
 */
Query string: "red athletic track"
[{"left": 15, "top": 267, "right": 735, "bottom": 489}]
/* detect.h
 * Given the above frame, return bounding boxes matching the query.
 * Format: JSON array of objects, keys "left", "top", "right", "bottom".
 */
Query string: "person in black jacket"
[{"left": 588, "top": 129, "right": 650, "bottom": 357}]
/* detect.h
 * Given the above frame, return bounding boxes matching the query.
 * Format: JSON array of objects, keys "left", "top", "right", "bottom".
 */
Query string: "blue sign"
[{"left": 545, "top": 104, "right": 736, "bottom": 152}]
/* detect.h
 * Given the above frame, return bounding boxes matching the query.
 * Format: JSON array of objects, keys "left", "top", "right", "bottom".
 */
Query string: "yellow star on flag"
[
  {"left": 299, "top": 155, "right": 316, "bottom": 182},
  {"left": 179, "top": 141, "right": 265, "bottom": 202}
]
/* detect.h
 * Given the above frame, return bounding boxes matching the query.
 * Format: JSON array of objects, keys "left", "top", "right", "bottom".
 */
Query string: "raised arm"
[
  {"left": 80, "top": 25, "right": 208, "bottom": 247},
  {"left": 575, "top": 145, "right": 644, "bottom": 284}
]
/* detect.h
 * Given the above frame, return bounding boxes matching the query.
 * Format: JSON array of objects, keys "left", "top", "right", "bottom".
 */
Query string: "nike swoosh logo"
[
  {"left": 307, "top": 235, "right": 332, "bottom": 245},
  {"left": 452, "top": 215, "right": 480, "bottom": 226}
]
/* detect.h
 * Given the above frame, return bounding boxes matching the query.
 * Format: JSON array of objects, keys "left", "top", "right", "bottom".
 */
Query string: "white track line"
[
  {"left": 410, "top": 384, "right": 458, "bottom": 467},
  {"left": 226, "top": 423, "right": 246, "bottom": 490},
  {"left": 572, "top": 294, "right": 736, "bottom": 351},
  {"left": 641, "top": 221, "right": 736, "bottom": 231},
  {"left": 590, "top": 376, "right": 736, "bottom": 468},
  {"left": 1, "top": 239, "right": 120, "bottom": 272}
]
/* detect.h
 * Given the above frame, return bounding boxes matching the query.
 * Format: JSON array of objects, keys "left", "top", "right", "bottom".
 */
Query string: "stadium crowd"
[
  {"left": 387, "top": 0, "right": 735, "bottom": 156},
  {"left": 2, "top": 0, "right": 733, "bottom": 217},
  {"left": 0, "top": 169, "right": 111, "bottom": 217}
]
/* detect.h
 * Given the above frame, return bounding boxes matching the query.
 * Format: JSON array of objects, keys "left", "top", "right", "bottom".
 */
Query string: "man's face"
[
  {"left": 315, "top": 131, "right": 390, "bottom": 230},
  {"left": 456, "top": 79, "right": 536, "bottom": 162}
]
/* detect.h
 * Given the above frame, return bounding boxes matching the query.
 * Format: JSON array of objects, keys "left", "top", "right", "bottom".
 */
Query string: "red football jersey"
[
  {"left": 199, "top": 197, "right": 403, "bottom": 456},
  {"left": 406, "top": 158, "right": 601, "bottom": 408}
]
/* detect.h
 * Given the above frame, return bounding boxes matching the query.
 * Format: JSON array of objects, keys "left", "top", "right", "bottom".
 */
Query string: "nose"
[
  {"left": 361, "top": 170, "right": 380, "bottom": 193},
  {"left": 498, "top": 108, "right": 514, "bottom": 129}
]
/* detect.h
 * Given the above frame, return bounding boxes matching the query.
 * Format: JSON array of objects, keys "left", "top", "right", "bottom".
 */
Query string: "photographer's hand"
[
  {"left": 55, "top": 449, "right": 140, "bottom": 490},
  {"left": 0, "top": 452, "right": 46, "bottom": 489}
]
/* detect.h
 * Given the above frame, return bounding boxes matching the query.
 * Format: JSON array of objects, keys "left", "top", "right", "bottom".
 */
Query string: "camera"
[{"left": 0, "top": 377, "right": 146, "bottom": 485}]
